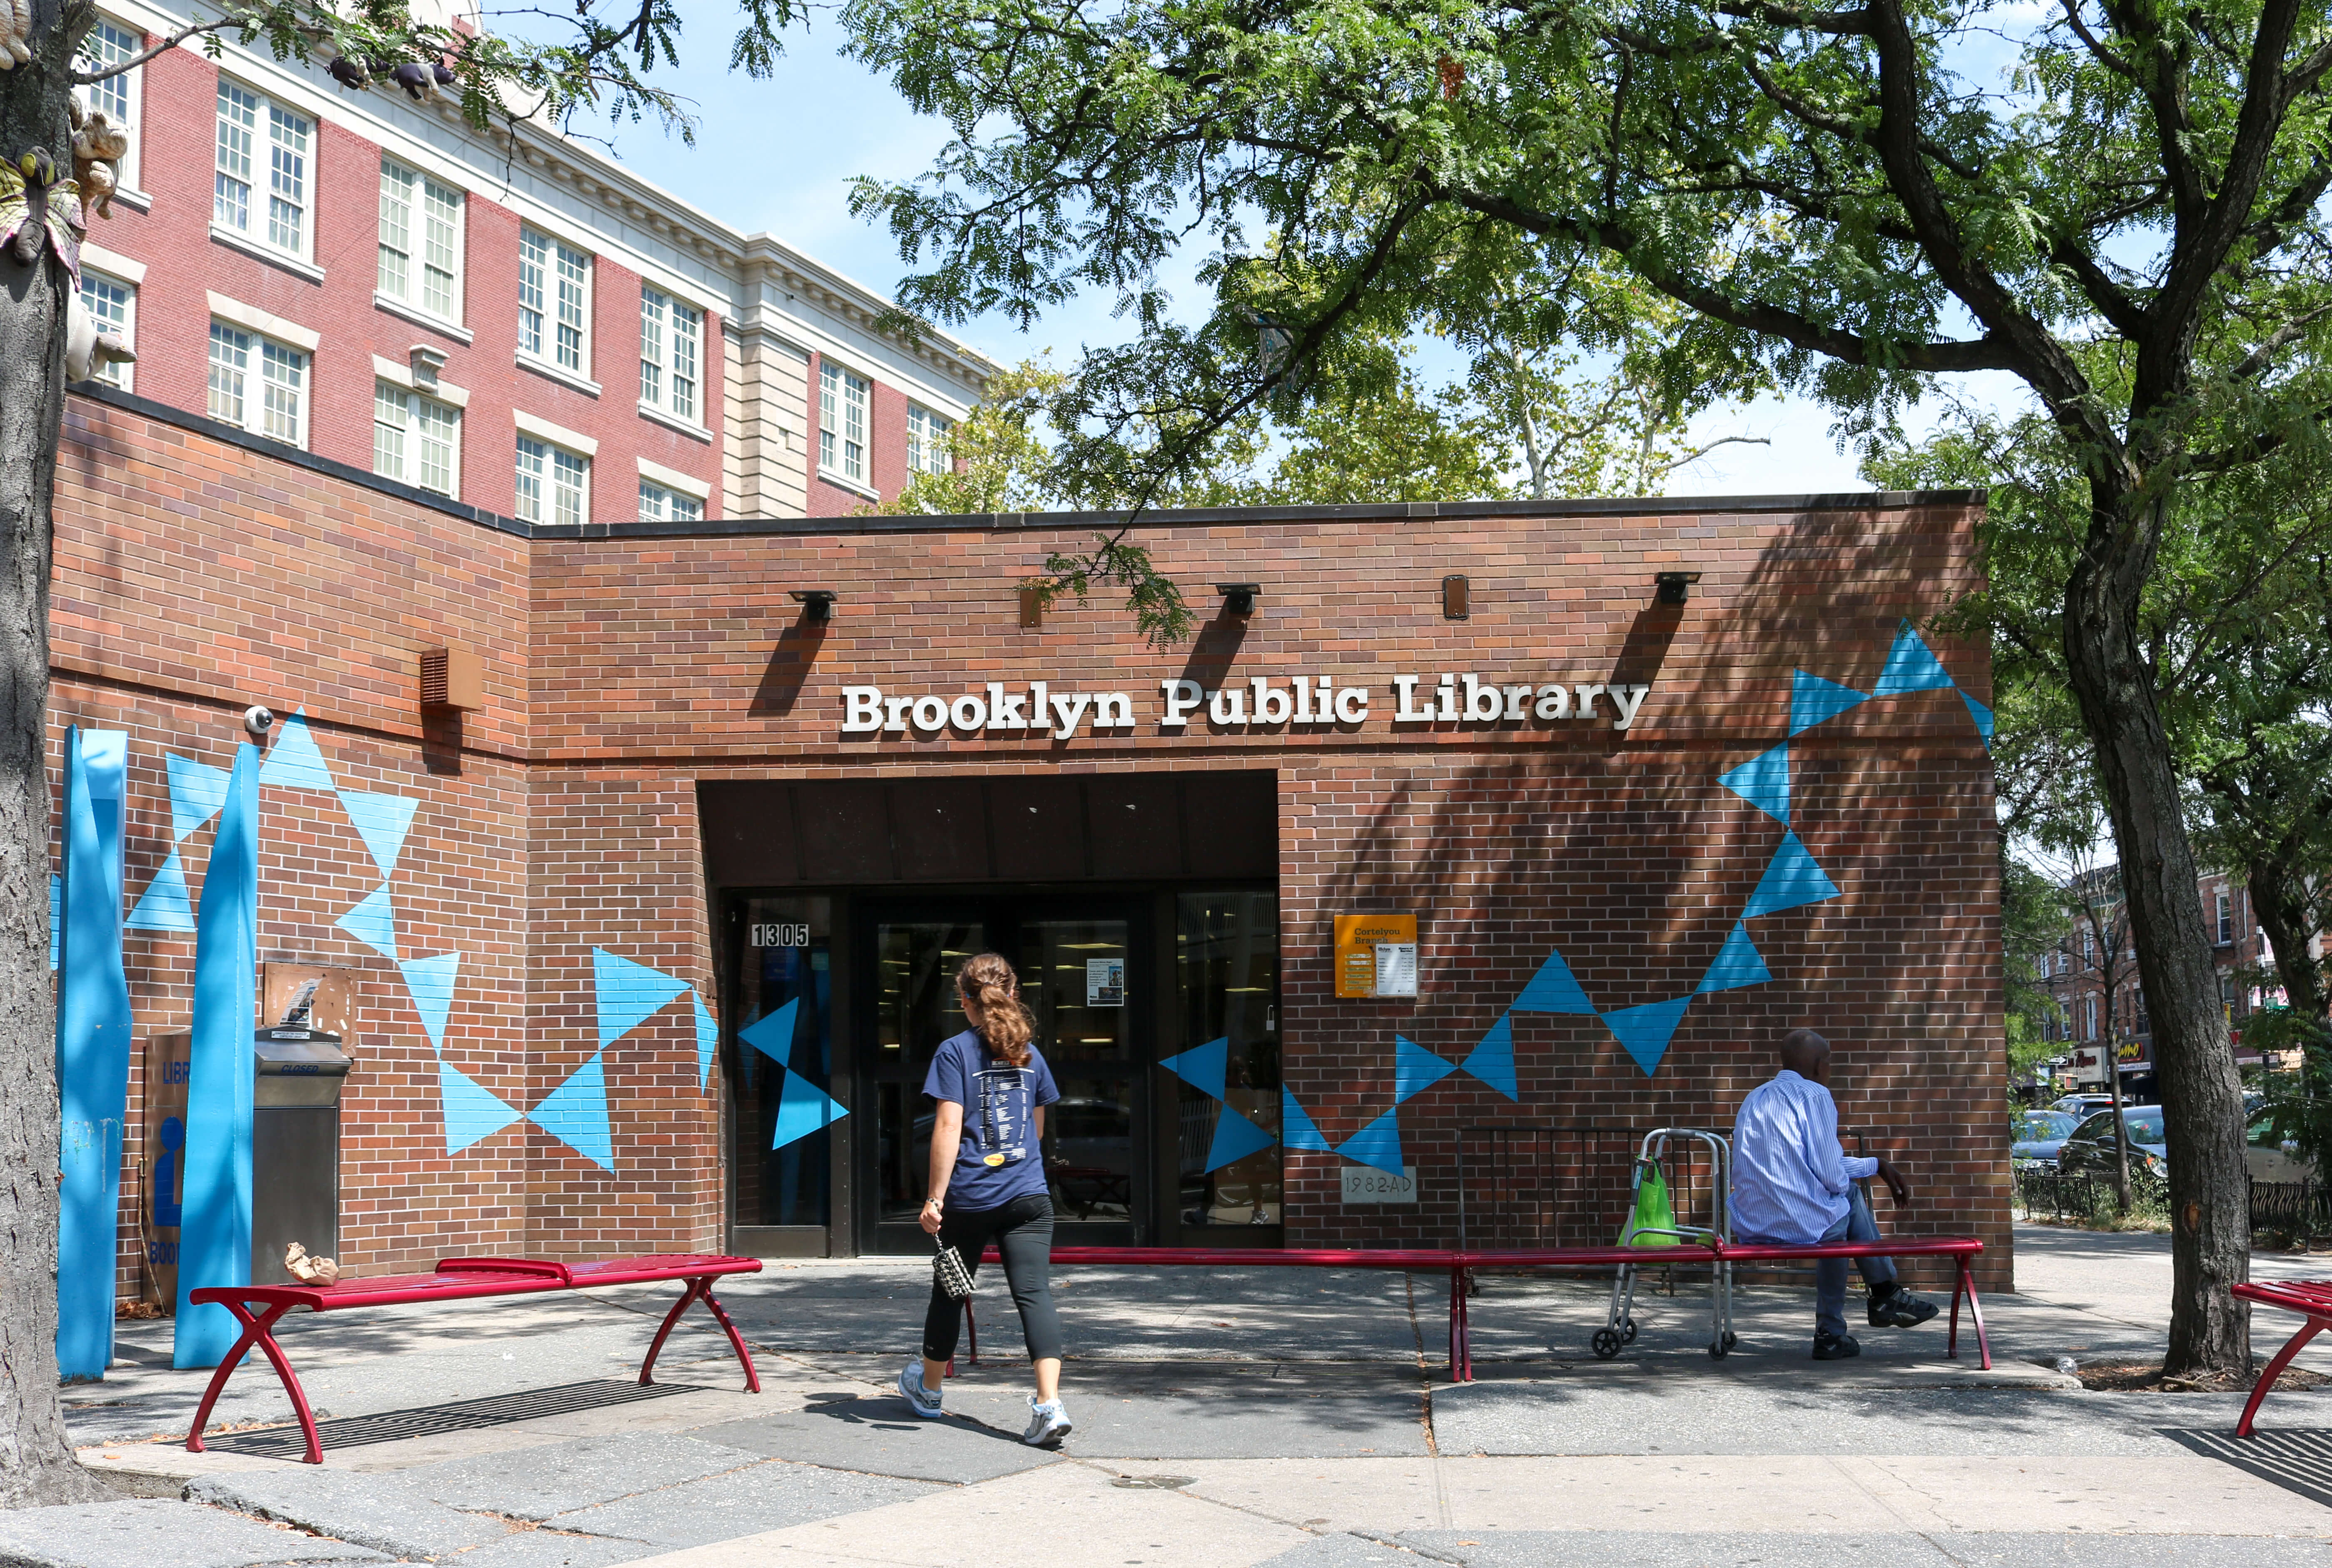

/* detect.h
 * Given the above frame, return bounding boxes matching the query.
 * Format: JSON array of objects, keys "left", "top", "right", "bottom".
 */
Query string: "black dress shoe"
[
  {"left": 1868, "top": 1290, "right": 1940, "bottom": 1329},
  {"left": 1813, "top": 1331, "right": 1861, "bottom": 1359}
]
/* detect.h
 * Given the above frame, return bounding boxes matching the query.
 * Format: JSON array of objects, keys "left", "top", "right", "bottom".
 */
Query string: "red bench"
[
  {"left": 185, "top": 1253, "right": 763, "bottom": 1464},
  {"left": 964, "top": 1238, "right": 1988, "bottom": 1382},
  {"left": 2234, "top": 1278, "right": 2332, "bottom": 1436}
]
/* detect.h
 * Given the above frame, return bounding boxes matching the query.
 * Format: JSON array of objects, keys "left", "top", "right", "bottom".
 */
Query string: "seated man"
[{"left": 1732, "top": 1027, "right": 1938, "bottom": 1359}]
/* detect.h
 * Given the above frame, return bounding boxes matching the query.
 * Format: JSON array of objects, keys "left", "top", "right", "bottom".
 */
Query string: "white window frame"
[
  {"left": 78, "top": 271, "right": 134, "bottom": 391},
  {"left": 906, "top": 405, "right": 952, "bottom": 478},
  {"left": 518, "top": 228, "right": 591, "bottom": 377},
  {"left": 637, "top": 287, "right": 703, "bottom": 426},
  {"left": 374, "top": 381, "right": 461, "bottom": 497},
  {"left": 637, "top": 479, "right": 704, "bottom": 523},
  {"left": 75, "top": 17, "right": 142, "bottom": 197},
  {"left": 213, "top": 78, "right": 311, "bottom": 263},
  {"left": 208, "top": 320, "right": 306, "bottom": 447},
  {"left": 819, "top": 360, "right": 869, "bottom": 485},
  {"left": 515, "top": 434, "right": 589, "bottom": 528},
  {"left": 2216, "top": 891, "right": 2233, "bottom": 945},
  {"left": 378, "top": 159, "right": 464, "bottom": 326}
]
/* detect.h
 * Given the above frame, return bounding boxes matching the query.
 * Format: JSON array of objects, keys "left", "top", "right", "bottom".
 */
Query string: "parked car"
[
  {"left": 2246, "top": 1109, "right": 2317, "bottom": 1184},
  {"left": 2056, "top": 1105, "right": 2169, "bottom": 1182},
  {"left": 2052, "top": 1093, "right": 2120, "bottom": 1118},
  {"left": 2011, "top": 1109, "right": 2079, "bottom": 1168}
]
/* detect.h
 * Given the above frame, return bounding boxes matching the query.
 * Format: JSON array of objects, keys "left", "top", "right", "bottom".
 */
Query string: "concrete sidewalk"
[{"left": 16, "top": 1222, "right": 2330, "bottom": 1568}]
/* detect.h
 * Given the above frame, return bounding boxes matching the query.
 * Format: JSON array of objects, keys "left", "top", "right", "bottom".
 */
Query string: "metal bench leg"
[
  {"left": 186, "top": 1300, "right": 321, "bottom": 1465},
  {"left": 639, "top": 1276, "right": 763, "bottom": 1394},
  {"left": 2237, "top": 1317, "right": 2325, "bottom": 1438},
  {"left": 1448, "top": 1265, "right": 1470, "bottom": 1382},
  {"left": 1954, "top": 1259, "right": 1991, "bottom": 1370}
]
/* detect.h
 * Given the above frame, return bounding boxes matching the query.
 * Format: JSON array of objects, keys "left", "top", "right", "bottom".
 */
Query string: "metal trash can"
[{"left": 252, "top": 1024, "right": 352, "bottom": 1285}]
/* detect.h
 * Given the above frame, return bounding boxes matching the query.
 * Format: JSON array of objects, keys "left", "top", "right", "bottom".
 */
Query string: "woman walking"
[{"left": 898, "top": 952, "right": 1072, "bottom": 1447}]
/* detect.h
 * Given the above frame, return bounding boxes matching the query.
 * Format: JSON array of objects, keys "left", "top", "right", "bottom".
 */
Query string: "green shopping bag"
[{"left": 1621, "top": 1159, "right": 1681, "bottom": 1246}]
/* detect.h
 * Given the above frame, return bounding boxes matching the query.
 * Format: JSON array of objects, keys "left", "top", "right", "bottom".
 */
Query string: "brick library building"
[{"left": 55, "top": 2, "right": 2010, "bottom": 1303}]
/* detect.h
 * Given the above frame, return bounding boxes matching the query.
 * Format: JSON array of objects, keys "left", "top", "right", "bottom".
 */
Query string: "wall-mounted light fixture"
[
  {"left": 1654, "top": 571, "right": 1703, "bottom": 606},
  {"left": 790, "top": 590, "right": 837, "bottom": 624},
  {"left": 1442, "top": 574, "right": 1470, "bottom": 620},
  {"left": 1216, "top": 582, "right": 1261, "bottom": 616},
  {"left": 1018, "top": 586, "right": 1045, "bottom": 629},
  {"left": 420, "top": 647, "right": 483, "bottom": 711}
]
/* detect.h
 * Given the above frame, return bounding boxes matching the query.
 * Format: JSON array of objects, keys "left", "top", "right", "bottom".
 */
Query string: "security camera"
[{"left": 243, "top": 705, "right": 275, "bottom": 742}]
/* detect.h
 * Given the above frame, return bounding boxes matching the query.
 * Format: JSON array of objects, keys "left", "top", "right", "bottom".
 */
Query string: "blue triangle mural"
[
  {"left": 1338, "top": 1107, "right": 1405, "bottom": 1175},
  {"left": 1603, "top": 995, "right": 1692, "bottom": 1076},
  {"left": 1872, "top": 621, "right": 1956, "bottom": 696},
  {"left": 1459, "top": 1013, "right": 1520, "bottom": 1100},
  {"left": 692, "top": 992, "right": 720, "bottom": 1089},
  {"left": 124, "top": 849, "right": 196, "bottom": 934},
  {"left": 1160, "top": 1037, "right": 1230, "bottom": 1101},
  {"left": 334, "top": 883, "right": 398, "bottom": 961},
  {"left": 1205, "top": 1104, "right": 1278, "bottom": 1171},
  {"left": 1742, "top": 831, "right": 1843, "bottom": 920},
  {"left": 1790, "top": 671, "right": 1869, "bottom": 735},
  {"left": 438, "top": 1059, "right": 521, "bottom": 1153},
  {"left": 1960, "top": 689, "right": 1995, "bottom": 747},
  {"left": 338, "top": 790, "right": 420, "bottom": 877},
  {"left": 771, "top": 1065, "right": 848, "bottom": 1150},
  {"left": 1510, "top": 948, "right": 1597, "bottom": 1014},
  {"left": 1720, "top": 742, "right": 1790, "bottom": 825},
  {"left": 164, "top": 753, "right": 231, "bottom": 843},
  {"left": 257, "top": 710, "right": 336, "bottom": 791},
  {"left": 1393, "top": 1035, "right": 1457, "bottom": 1103},
  {"left": 1696, "top": 922, "right": 1772, "bottom": 993},
  {"left": 592, "top": 947, "right": 691, "bottom": 1049},
  {"left": 739, "top": 997, "right": 800, "bottom": 1064},
  {"left": 1281, "top": 1086, "right": 1333, "bottom": 1151},
  {"left": 399, "top": 951, "right": 461, "bottom": 1053},
  {"left": 531, "top": 1051, "right": 615, "bottom": 1171}
]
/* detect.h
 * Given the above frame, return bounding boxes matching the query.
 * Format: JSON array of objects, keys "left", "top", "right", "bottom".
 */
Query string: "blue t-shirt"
[{"left": 923, "top": 1028, "right": 1059, "bottom": 1210}]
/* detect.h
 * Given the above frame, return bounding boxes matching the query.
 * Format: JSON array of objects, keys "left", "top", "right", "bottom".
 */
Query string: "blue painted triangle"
[
  {"left": 47, "top": 872, "right": 60, "bottom": 969},
  {"left": 1742, "top": 830, "right": 1843, "bottom": 920},
  {"left": 1281, "top": 1086, "right": 1333, "bottom": 1151},
  {"left": 1510, "top": 948, "right": 1596, "bottom": 1014},
  {"left": 1160, "top": 1037, "right": 1230, "bottom": 1101},
  {"left": 1697, "top": 921, "right": 1772, "bottom": 994},
  {"left": 531, "top": 1051, "right": 615, "bottom": 1171},
  {"left": 1872, "top": 621, "right": 1956, "bottom": 697},
  {"left": 592, "top": 947, "right": 691, "bottom": 1049},
  {"left": 1790, "top": 671, "right": 1869, "bottom": 735},
  {"left": 1205, "top": 1103, "right": 1278, "bottom": 1171},
  {"left": 334, "top": 883, "right": 398, "bottom": 961},
  {"left": 337, "top": 789, "right": 420, "bottom": 877},
  {"left": 740, "top": 997, "right": 800, "bottom": 1064},
  {"left": 772, "top": 1065, "right": 848, "bottom": 1150},
  {"left": 437, "top": 1058, "right": 521, "bottom": 1153},
  {"left": 124, "top": 848, "right": 197, "bottom": 933},
  {"left": 1337, "top": 1107, "right": 1405, "bottom": 1175},
  {"left": 1719, "top": 742, "right": 1790, "bottom": 825},
  {"left": 1459, "top": 1013, "right": 1520, "bottom": 1100},
  {"left": 693, "top": 992, "right": 719, "bottom": 1090},
  {"left": 1602, "top": 995, "right": 1692, "bottom": 1076},
  {"left": 1393, "top": 1035, "right": 1457, "bottom": 1104},
  {"left": 399, "top": 951, "right": 461, "bottom": 1053},
  {"left": 1960, "top": 688, "right": 1995, "bottom": 747},
  {"left": 258, "top": 709, "right": 336, "bottom": 791},
  {"left": 164, "top": 753, "right": 231, "bottom": 844}
]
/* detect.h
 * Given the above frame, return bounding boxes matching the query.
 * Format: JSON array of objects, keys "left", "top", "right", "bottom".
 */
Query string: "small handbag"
[{"left": 932, "top": 1237, "right": 976, "bottom": 1300}]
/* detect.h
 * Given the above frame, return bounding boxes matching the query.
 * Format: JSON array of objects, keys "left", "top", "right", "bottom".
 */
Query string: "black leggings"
[{"left": 922, "top": 1192, "right": 1063, "bottom": 1363}]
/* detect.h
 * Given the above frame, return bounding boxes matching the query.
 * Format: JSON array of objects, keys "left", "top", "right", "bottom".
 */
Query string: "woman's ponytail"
[{"left": 956, "top": 952, "right": 1034, "bottom": 1067}]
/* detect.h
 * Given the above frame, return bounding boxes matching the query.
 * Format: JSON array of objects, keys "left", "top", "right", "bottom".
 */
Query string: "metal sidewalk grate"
[
  {"left": 201, "top": 1379, "right": 707, "bottom": 1458},
  {"left": 2162, "top": 1426, "right": 2332, "bottom": 1509}
]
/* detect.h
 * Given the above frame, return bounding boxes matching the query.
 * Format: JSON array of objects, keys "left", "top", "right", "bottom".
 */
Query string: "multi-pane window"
[
  {"left": 638, "top": 480, "right": 703, "bottom": 523},
  {"left": 214, "top": 82, "right": 309, "bottom": 259},
  {"left": 906, "top": 406, "right": 952, "bottom": 476},
  {"left": 515, "top": 436, "right": 588, "bottom": 527},
  {"left": 638, "top": 288, "right": 701, "bottom": 423},
  {"left": 77, "top": 274, "right": 133, "bottom": 389},
  {"left": 2085, "top": 995, "right": 2098, "bottom": 1040},
  {"left": 378, "top": 161, "right": 462, "bottom": 321},
  {"left": 518, "top": 229, "right": 590, "bottom": 374},
  {"left": 2216, "top": 892, "right": 2233, "bottom": 945},
  {"left": 819, "top": 361, "right": 868, "bottom": 484},
  {"left": 373, "top": 383, "right": 460, "bottom": 496},
  {"left": 75, "top": 19, "right": 141, "bottom": 192},
  {"left": 208, "top": 323, "right": 305, "bottom": 446}
]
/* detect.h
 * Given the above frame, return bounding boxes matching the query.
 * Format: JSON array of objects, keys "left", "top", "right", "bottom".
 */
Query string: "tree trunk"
[
  {"left": 2246, "top": 847, "right": 2327, "bottom": 1025},
  {"left": 0, "top": 0, "right": 110, "bottom": 1507},
  {"left": 2063, "top": 494, "right": 2252, "bottom": 1379}
]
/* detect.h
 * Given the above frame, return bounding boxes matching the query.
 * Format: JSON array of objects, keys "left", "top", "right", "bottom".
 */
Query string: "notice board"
[{"left": 1335, "top": 914, "right": 1418, "bottom": 998}]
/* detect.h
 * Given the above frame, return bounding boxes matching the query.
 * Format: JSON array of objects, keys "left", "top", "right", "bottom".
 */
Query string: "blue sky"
[{"left": 593, "top": 16, "right": 2022, "bottom": 497}]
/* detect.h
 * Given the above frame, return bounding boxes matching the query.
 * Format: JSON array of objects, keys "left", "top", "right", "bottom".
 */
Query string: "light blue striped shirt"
[{"left": 1731, "top": 1069, "right": 1879, "bottom": 1245}]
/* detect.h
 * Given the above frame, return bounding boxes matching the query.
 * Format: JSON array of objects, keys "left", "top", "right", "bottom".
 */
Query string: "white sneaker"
[
  {"left": 897, "top": 1360, "right": 943, "bottom": 1418},
  {"left": 1022, "top": 1396, "right": 1072, "bottom": 1447}
]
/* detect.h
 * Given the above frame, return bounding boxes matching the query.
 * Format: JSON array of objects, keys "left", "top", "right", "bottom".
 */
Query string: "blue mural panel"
[
  {"left": 1960, "top": 689, "right": 1996, "bottom": 747},
  {"left": 47, "top": 872, "right": 60, "bottom": 967},
  {"left": 1337, "top": 1107, "right": 1404, "bottom": 1175},
  {"left": 739, "top": 997, "right": 800, "bottom": 1063},
  {"left": 438, "top": 1059, "right": 522, "bottom": 1153},
  {"left": 1205, "top": 1104, "right": 1277, "bottom": 1171},
  {"left": 1742, "top": 831, "right": 1842, "bottom": 920},
  {"left": 1458, "top": 1013, "right": 1519, "bottom": 1100},
  {"left": 337, "top": 790, "right": 420, "bottom": 877},
  {"left": 1159, "top": 1037, "right": 1230, "bottom": 1101},
  {"left": 1602, "top": 995, "right": 1692, "bottom": 1076},
  {"left": 56, "top": 728, "right": 130, "bottom": 1380},
  {"left": 592, "top": 947, "right": 690, "bottom": 1049},
  {"left": 1697, "top": 922, "right": 1772, "bottom": 994},
  {"left": 335, "top": 883, "right": 398, "bottom": 961},
  {"left": 1393, "top": 1035, "right": 1456, "bottom": 1103},
  {"left": 1790, "top": 671, "right": 1868, "bottom": 735},
  {"left": 164, "top": 753, "right": 230, "bottom": 843},
  {"left": 1872, "top": 622, "right": 1956, "bottom": 696},
  {"left": 770, "top": 1066, "right": 850, "bottom": 1151},
  {"left": 1281, "top": 1086, "right": 1333, "bottom": 1151},
  {"left": 125, "top": 849, "right": 196, "bottom": 934},
  {"left": 1510, "top": 949, "right": 1596, "bottom": 1014},
  {"left": 257, "top": 710, "right": 336, "bottom": 791},
  {"left": 399, "top": 952, "right": 461, "bottom": 1054},
  {"left": 1719, "top": 742, "right": 1790, "bottom": 825},
  {"left": 531, "top": 1052, "right": 615, "bottom": 1171},
  {"left": 692, "top": 992, "right": 719, "bottom": 1089}
]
